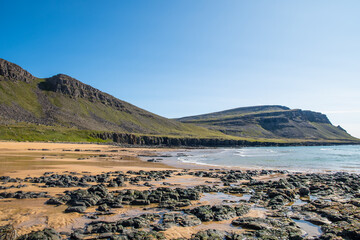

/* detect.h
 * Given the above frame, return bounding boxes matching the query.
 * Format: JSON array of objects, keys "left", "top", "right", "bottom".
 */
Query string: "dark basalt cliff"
[
  {"left": 39, "top": 74, "right": 126, "bottom": 111},
  {"left": 93, "top": 132, "right": 356, "bottom": 147},
  {"left": 0, "top": 58, "right": 35, "bottom": 82}
]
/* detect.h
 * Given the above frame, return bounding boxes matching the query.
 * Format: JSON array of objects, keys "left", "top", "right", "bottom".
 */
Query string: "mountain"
[
  {"left": 177, "top": 105, "right": 358, "bottom": 142},
  {"left": 0, "top": 58, "right": 225, "bottom": 141},
  {"left": 0, "top": 58, "right": 358, "bottom": 145}
]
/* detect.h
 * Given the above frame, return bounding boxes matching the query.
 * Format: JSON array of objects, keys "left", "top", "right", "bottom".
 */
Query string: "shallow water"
[
  {"left": 200, "top": 192, "right": 250, "bottom": 205},
  {"left": 293, "top": 219, "right": 323, "bottom": 238},
  {"left": 165, "top": 145, "right": 360, "bottom": 173}
]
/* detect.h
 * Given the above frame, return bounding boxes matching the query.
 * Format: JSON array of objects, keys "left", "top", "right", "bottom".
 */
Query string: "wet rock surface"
[
  {"left": 0, "top": 59, "right": 35, "bottom": 83},
  {"left": 0, "top": 224, "right": 18, "bottom": 240},
  {"left": 185, "top": 204, "right": 250, "bottom": 222},
  {"left": 0, "top": 191, "right": 50, "bottom": 199},
  {"left": 17, "top": 228, "right": 61, "bottom": 240}
]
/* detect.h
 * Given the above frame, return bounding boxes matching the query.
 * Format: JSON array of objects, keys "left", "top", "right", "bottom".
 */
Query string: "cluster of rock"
[
  {"left": 185, "top": 204, "right": 250, "bottom": 221},
  {"left": 231, "top": 217, "right": 304, "bottom": 239},
  {"left": 190, "top": 169, "right": 288, "bottom": 185},
  {"left": 0, "top": 191, "right": 50, "bottom": 199},
  {"left": 1, "top": 169, "right": 360, "bottom": 239},
  {"left": 296, "top": 199, "right": 360, "bottom": 239},
  {"left": 0, "top": 170, "right": 178, "bottom": 190},
  {"left": 58, "top": 203, "right": 252, "bottom": 239},
  {"left": 46, "top": 184, "right": 202, "bottom": 213}
]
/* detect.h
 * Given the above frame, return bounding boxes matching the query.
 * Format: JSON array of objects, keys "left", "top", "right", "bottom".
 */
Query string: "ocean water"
[{"left": 169, "top": 145, "right": 360, "bottom": 173}]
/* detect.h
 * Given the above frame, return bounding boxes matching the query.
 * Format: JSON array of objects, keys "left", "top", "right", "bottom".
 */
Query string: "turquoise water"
[{"left": 172, "top": 145, "right": 360, "bottom": 173}]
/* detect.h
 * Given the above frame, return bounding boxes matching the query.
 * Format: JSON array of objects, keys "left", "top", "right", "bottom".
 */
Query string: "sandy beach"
[{"left": 0, "top": 141, "right": 359, "bottom": 239}]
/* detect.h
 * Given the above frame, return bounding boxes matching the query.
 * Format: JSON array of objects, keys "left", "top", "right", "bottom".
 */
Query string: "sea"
[{"left": 163, "top": 145, "right": 360, "bottom": 173}]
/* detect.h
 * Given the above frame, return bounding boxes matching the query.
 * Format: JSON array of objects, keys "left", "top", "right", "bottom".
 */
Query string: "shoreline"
[
  {"left": 139, "top": 146, "right": 360, "bottom": 175},
  {"left": 0, "top": 141, "right": 359, "bottom": 239},
  {"left": 2, "top": 139, "right": 360, "bottom": 175}
]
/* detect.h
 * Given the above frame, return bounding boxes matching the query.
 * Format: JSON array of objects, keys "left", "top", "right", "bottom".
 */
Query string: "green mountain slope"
[
  {"left": 0, "top": 58, "right": 358, "bottom": 145},
  {"left": 177, "top": 106, "right": 358, "bottom": 142},
  {"left": 0, "top": 58, "right": 225, "bottom": 140}
]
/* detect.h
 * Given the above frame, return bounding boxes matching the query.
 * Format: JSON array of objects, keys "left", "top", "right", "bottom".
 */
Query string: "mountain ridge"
[
  {"left": 177, "top": 106, "right": 356, "bottom": 141},
  {"left": 0, "top": 58, "right": 358, "bottom": 146},
  {"left": 177, "top": 105, "right": 291, "bottom": 121},
  {"left": 0, "top": 58, "right": 225, "bottom": 138}
]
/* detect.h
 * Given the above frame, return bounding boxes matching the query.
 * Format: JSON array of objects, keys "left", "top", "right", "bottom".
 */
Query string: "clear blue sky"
[{"left": 1, "top": 1, "right": 360, "bottom": 137}]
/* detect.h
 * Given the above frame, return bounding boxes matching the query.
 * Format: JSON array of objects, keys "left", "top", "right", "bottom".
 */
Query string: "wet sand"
[
  {"left": 0, "top": 141, "right": 174, "bottom": 176},
  {"left": 0, "top": 141, "right": 358, "bottom": 239},
  {"left": 0, "top": 142, "right": 174, "bottom": 235},
  {"left": 0, "top": 142, "right": 268, "bottom": 237}
]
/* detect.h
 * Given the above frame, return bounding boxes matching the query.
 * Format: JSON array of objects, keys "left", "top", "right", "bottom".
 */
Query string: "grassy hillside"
[
  {"left": 1, "top": 122, "right": 357, "bottom": 147},
  {"left": 0, "top": 58, "right": 358, "bottom": 145},
  {"left": 0, "top": 58, "right": 229, "bottom": 140},
  {"left": 178, "top": 105, "right": 290, "bottom": 121},
  {"left": 177, "top": 106, "right": 359, "bottom": 142},
  {"left": 0, "top": 78, "right": 226, "bottom": 138}
]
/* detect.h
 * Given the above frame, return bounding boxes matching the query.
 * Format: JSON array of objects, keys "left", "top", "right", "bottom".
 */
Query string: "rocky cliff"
[
  {"left": 0, "top": 58, "right": 35, "bottom": 82},
  {"left": 39, "top": 74, "right": 126, "bottom": 111},
  {"left": 177, "top": 106, "right": 356, "bottom": 141},
  {"left": 93, "top": 132, "right": 357, "bottom": 147}
]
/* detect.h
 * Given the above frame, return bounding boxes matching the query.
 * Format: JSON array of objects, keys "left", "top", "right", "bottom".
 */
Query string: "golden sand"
[
  {"left": 0, "top": 141, "right": 281, "bottom": 238},
  {"left": 0, "top": 141, "right": 175, "bottom": 234}
]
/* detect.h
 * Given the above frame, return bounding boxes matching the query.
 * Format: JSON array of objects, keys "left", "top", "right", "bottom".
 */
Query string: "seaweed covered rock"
[
  {"left": 0, "top": 225, "right": 18, "bottom": 240},
  {"left": 232, "top": 217, "right": 303, "bottom": 239},
  {"left": 175, "top": 214, "right": 202, "bottom": 227},
  {"left": 17, "top": 228, "right": 61, "bottom": 240},
  {"left": 187, "top": 204, "right": 250, "bottom": 222},
  {"left": 190, "top": 229, "right": 226, "bottom": 240}
]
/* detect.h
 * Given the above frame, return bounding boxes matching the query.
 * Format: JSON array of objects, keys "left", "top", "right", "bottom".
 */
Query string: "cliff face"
[
  {"left": 0, "top": 59, "right": 35, "bottom": 82},
  {"left": 177, "top": 106, "right": 356, "bottom": 141},
  {"left": 40, "top": 74, "right": 126, "bottom": 111},
  {"left": 93, "top": 132, "right": 357, "bottom": 147}
]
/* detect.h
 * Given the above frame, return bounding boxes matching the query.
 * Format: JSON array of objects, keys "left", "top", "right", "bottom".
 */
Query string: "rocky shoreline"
[
  {"left": 0, "top": 168, "right": 359, "bottom": 240},
  {"left": 92, "top": 132, "right": 360, "bottom": 147}
]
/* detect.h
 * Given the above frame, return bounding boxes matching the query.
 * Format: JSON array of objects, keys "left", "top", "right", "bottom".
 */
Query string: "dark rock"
[
  {"left": 0, "top": 225, "right": 18, "bottom": 240},
  {"left": 158, "top": 199, "right": 191, "bottom": 209},
  {"left": 0, "top": 191, "right": 50, "bottom": 199},
  {"left": 175, "top": 214, "right": 201, "bottom": 227},
  {"left": 17, "top": 228, "right": 61, "bottom": 240},
  {"left": 45, "top": 198, "right": 65, "bottom": 205},
  {"left": 97, "top": 204, "right": 110, "bottom": 212},
  {"left": 188, "top": 204, "right": 249, "bottom": 222},
  {"left": 211, "top": 205, "right": 236, "bottom": 221},
  {"left": 188, "top": 205, "right": 214, "bottom": 221},
  {"left": 190, "top": 229, "right": 226, "bottom": 240},
  {"left": 131, "top": 199, "right": 150, "bottom": 205},
  {"left": 0, "top": 59, "right": 35, "bottom": 83},
  {"left": 232, "top": 217, "right": 303, "bottom": 239},
  {"left": 299, "top": 187, "right": 310, "bottom": 196},
  {"left": 234, "top": 204, "right": 251, "bottom": 216},
  {"left": 41, "top": 74, "right": 127, "bottom": 111},
  {"left": 65, "top": 206, "right": 87, "bottom": 213},
  {"left": 232, "top": 217, "right": 272, "bottom": 230}
]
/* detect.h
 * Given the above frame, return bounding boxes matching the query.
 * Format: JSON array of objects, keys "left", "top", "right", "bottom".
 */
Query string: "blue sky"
[{"left": 1, "top": 1, "right": 360, "bottom": 137}]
